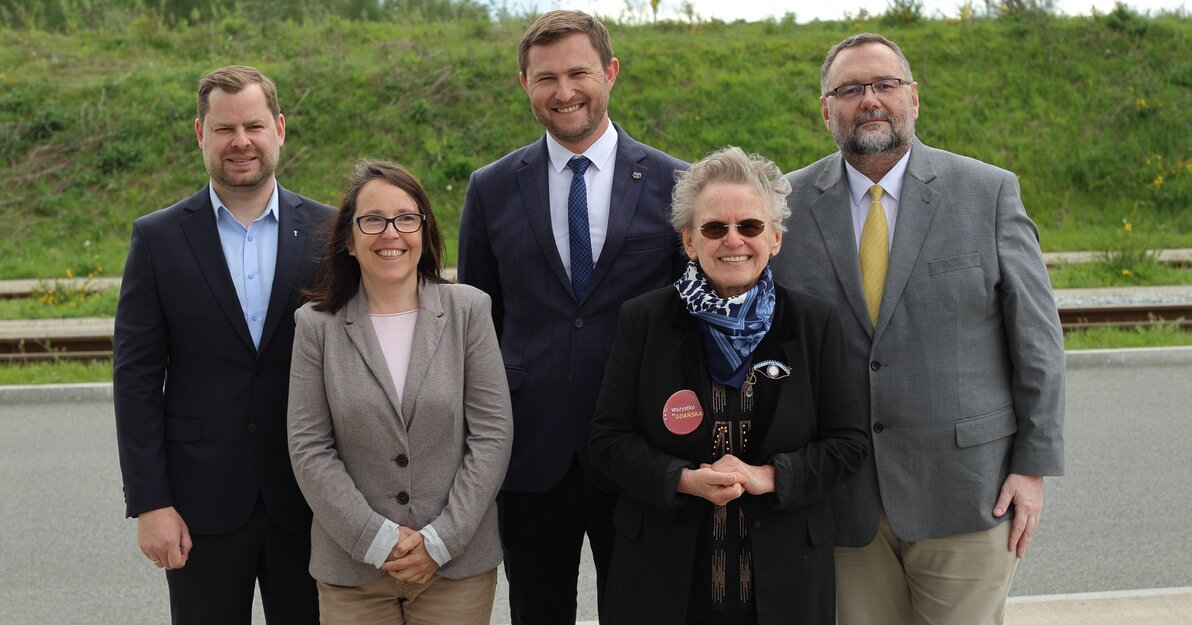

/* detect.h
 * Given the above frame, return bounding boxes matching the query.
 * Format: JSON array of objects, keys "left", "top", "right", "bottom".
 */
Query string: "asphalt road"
[{"left": 1, "top": 354, "right": 1189, "bottom": 624}]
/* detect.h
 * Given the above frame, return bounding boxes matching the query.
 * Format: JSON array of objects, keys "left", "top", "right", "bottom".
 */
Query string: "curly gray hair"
[{"left": 670, "top": 146, "right": 791, "bottom": 234}]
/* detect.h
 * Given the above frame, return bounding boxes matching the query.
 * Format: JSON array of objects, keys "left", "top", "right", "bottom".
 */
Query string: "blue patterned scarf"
[{"left": 674, "top": 260, "right": 776, "bottom": 388}]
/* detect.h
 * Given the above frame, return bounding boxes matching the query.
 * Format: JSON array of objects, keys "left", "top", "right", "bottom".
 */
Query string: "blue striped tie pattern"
[{"left": 567, "top": 156, "right": 593, "bottom": 299}]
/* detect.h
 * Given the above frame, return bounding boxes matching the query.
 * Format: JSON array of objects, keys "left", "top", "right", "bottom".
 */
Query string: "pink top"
[{"left": 370, "top": 310, "right": 418, "bottom": 403}]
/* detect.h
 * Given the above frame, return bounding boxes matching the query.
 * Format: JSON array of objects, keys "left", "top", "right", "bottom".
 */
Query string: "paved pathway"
[{"left": 2, "top": 349, "right": 1190, "bottom": 623}]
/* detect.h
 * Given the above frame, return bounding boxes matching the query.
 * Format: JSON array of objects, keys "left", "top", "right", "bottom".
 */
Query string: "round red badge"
[{"left": 662, "top": 389, "right": 704, "bottom": 435}]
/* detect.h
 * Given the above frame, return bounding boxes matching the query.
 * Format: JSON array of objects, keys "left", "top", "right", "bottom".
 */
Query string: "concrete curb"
[
  {"left": 2, "top": 347, "right": 1191, "bottom": 403},
  {"left": 0, "top": 382, "right": 112, "bottom": 404},
  {"left": 1007, "top": 586, "right": 1192, "bottom": 604},
  {"left": 1065, "top": 346, "right": 1192, "bottom": 369}
]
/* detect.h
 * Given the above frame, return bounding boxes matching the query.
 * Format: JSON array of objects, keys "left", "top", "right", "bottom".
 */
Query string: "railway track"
[
  {"left": 2, "top": 301, "right": 1189, "bottom": 364},
  {"left": 1058, "top": 303, "right": 1192, "bottom": 330}
]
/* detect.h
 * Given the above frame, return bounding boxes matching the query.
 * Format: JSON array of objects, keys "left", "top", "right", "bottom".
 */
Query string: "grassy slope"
[{"left": 2, "top": 14, "right": 1191, "bottom": 281}]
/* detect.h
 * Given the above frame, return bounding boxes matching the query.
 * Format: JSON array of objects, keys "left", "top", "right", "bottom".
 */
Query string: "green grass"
[
  {"left": 1049, "top": 264, "right": 1192, "bottom": 289},
  {"left": 0, "top": 288, "right": 119, "bottom": 319},
  {"left": 2, "top": 11, "right": 1192, "bottom": 279},
  {"left": 1065, "top": 323, "right": 1192, "bottom": 350},
  {"left": 0, "top": 359, "right": 112, "bottom": 384},
  {"left": 0, "top": 263, "right": 1186, "bottom": 325}
]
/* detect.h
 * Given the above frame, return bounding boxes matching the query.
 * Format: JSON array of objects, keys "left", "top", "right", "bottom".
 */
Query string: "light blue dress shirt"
[{"left": 210, "top": 184, "right": 279, "bottom": 349}]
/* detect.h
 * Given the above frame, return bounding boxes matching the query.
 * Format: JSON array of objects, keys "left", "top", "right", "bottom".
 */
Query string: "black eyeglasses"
[
  {"left": 353, "top": 213, "right": 426, "bottom": 235},
  {"left": 824, "top": 78, "right": 911, "bottom": 101},
  {"left": 698, "top": 219, "right": 767, "bottom": 239}
]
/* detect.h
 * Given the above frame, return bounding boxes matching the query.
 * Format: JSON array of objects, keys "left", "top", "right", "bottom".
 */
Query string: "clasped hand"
[
  {"left": 677, "top": 454, "right": 776, "bottom": 506},
  {"left": 380, "top": 526, "right": 440, "bottom": 584}
]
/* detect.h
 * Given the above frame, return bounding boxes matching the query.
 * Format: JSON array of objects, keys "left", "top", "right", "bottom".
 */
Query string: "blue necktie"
[{"left": 567, "top": 156, "right": 593, "bottom": 299}]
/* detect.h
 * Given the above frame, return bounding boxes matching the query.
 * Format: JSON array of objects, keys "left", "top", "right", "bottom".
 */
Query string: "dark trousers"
[
  {"left": 498, "top": 455, "right": 618, "bottom": 625},
  {"left": 164, "top": 497, "right": 318, "bottom": 625}
]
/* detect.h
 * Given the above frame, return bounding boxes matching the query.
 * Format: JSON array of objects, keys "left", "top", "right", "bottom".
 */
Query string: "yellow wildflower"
[
  {"left": 1136, "top": 97, "right": 1148, "bottom": 109},
  {"left": 1123, "top": 221, "right": 1133, "bottom": 233},
  {"left": 1121, "top": 268, "right": 1132, "bottom": 276},
  {"left": 1151, "top": 175, "right": 1164, "bottom": 189}
]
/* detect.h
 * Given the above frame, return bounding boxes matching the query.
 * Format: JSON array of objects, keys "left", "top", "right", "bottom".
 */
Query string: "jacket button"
[
  {"left": 396, "top": 492, "right": 410, "bottom": 505},
  {"left": 870, "top": 361, "right": 882, "bottom": 371},
  {"left": 872, "top": 423, "right": 884, "bottom": 433},
  {"left": 395, "top": 454, "right": 409, "bottom": 467},
  {"left": 574, "top": 318, "right": 584, "bottom": 328},
  {"left": 247, "top": 422, "right": 257, "bottom": 433},
  {"left": 753, "top": 520, "right": 763, "bottom": 529},
  {"left": 255, "top": 366, "right": 265, "bottom": 376}
]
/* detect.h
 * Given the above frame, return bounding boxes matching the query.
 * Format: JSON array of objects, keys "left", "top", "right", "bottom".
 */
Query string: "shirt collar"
[
  {"left": 545, "top": 122, "right": 619, "bottom": 174},
  {"left": 843, "top": 146, "right": 912, "bottom": 205},
  {"left": 210, "top": 182, "right": 280, "bottom": 224}
]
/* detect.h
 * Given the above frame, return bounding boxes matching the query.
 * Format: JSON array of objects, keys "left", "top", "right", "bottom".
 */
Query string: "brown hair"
[
  {"left": 820, "top": 33, "right": 914, "bottom": 96},
  {"left": 305, "top": 160, "right": 448, "bottom": 313},
  {"left": 197, "top": 65, "right": 281, "bottom": 122},
  {"left": 517, "top": 10, "right": 614, "bottom": 75}
]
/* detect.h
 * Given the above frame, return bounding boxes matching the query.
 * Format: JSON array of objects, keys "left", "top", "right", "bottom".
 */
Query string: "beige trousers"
[
  {"left": 836, "top": 518, "right": 1019, "bottom": 625},
  {"left": 317, "top": 568, "right": 497, "bottom": 625}
]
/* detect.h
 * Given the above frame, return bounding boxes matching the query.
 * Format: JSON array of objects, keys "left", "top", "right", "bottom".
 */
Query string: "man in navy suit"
[
  {"left": 113, "top": 66, "right": 333, "bottom": 625},
  {"left": 458, "top": 10, "right": 686, "bottom": 624}
]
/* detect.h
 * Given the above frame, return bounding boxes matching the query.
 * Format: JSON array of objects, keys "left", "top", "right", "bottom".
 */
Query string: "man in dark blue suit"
[
  {"left": 458, "top": 10, "right": 687, "bottom": 624},
  {"left": 113, "top": 66, "right": 333, "bottom": 625}
]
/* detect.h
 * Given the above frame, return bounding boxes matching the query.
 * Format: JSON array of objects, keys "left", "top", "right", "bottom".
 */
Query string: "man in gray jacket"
[{"left": 770, "top": 33, "right": 1065, "bottom": 625}]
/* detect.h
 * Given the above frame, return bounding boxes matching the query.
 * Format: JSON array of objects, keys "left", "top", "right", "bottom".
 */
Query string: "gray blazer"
[
  {"left": 770, "top": 138, "right": 1065, "bottom": 547},
  {"left": 287, "top": 280, "right": 512, "bottom": 585}
]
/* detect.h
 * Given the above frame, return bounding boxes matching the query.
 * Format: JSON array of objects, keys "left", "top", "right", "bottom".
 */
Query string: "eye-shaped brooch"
[
  {"left": 752, "top": 360, "right": 791, "bottom": 380},
  {"left": 741, "top": 360, "right": 792, "bottom": 399}
]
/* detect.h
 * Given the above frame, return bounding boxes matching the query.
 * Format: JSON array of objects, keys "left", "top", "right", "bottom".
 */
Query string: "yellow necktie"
[{"left": 859, "top": 184, "right": 889, "bottom": 326}]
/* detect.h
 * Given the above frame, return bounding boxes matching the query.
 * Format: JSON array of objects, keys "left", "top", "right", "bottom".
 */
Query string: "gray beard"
[
  {"left": 837, "top": 111, "right": 914, "bottom": 158},
  {"left": 849, "top": 126, "right": 903, "bottom": 155}
]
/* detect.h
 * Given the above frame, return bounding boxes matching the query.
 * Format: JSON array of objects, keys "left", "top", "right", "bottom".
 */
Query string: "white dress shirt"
[
  {"left": 844, "top": 147, "right": 912, "bottom": 251},
  {"left": 545, "top": 122, "right": 619, "bottom": 277}
]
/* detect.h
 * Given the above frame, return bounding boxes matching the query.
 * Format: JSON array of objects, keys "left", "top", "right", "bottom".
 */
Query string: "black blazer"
[
  {"left": 113, "top": 184, "right": 334, "bottom": 534},
  {"left": 458, "top": 124, "right": 687, "bottom": 492},
  {"left": 589, "top": 284, "right": 869, "bottom": 625}
]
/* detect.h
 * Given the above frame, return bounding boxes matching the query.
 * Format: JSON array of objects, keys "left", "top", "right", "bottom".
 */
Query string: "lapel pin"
[
  {"left": 632, "top": 172, "right": 642, "bottom": 180},
  {"left": 293, "top": 230, "right": 298, "bottom": 237}
]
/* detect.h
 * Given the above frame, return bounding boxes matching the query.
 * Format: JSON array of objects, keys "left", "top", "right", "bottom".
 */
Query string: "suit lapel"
[
  {"left": 808, "top": 156, "right": 874, "bottom": 337},
  {"left": 258, "top": 185, "right": 308, "bottom": 355},
  {"left": 585, "top": 124, "right": 646, "bottom": 303},
  {"left": 760, "top": 290, "right": 800, "bottom": 459},
  {"left": 875, "top": 140, "right": 940, "bottom": 341},
  {"left": 399, "top": 281, "right": 447, "bottom": 428},
  {"left": 517, "top": 138, "right": 574, "bottom": 296},
  {"left": 667, "top": 294, "right": 716, "bottom": 461},
  {"left": 178, "top": 185, "right": 255, "bottom": 351},
  {"left": 343, "top": 289, "right": 406, "bottom": 424}
]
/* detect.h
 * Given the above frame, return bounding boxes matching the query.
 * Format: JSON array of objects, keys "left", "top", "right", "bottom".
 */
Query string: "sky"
[{"left": 501, "top": 0, "right": 1188, "bottom": 23}]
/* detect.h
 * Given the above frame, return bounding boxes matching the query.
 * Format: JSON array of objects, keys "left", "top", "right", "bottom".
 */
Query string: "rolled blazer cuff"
[
  {"left": 364, "top": 519, "right": 400, "bottom": 568},
  {"left": 351, "top": 512, "right": 391, "bottom": 564},
  {"left": 419, "top": 525, "right": 452, "bottom": 567}
]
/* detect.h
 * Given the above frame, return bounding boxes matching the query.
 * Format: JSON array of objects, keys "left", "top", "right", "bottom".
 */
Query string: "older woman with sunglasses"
[
  {"left": 590, "top": 147, "right": 869, "bottom": 625},
  {"left": 287, "top": 161, "right": 512, "bottom": 624}
]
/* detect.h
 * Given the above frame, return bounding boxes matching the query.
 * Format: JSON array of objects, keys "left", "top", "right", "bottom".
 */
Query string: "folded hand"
[{"left": 380, "top": 527, "right": 439, "bottom": 584}]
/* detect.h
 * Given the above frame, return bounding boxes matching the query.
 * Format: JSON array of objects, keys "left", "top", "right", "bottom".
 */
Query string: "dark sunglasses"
[{"left": 698, "top": 219, "right": 767, "bottom": 239}]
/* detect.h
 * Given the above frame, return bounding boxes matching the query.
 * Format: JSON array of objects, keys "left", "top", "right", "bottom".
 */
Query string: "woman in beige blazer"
[{"left": 287, "top": 161, "right": 512, "bottom": 624}]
